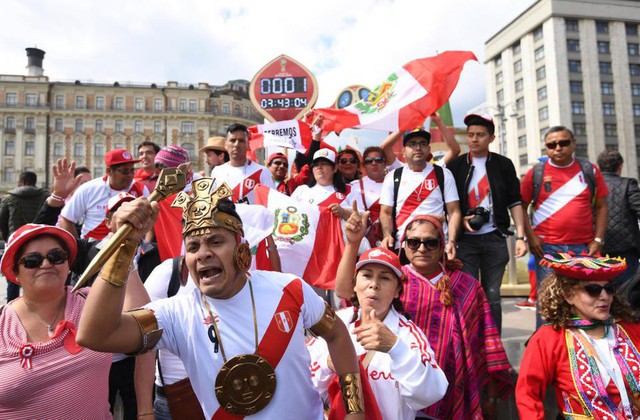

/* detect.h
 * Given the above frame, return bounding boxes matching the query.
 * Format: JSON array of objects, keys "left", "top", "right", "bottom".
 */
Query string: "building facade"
[
  {"left": 485, "top": 0, "right": 640, "bottom": 178},
  {"left": 0, "top": 49, "right": 262, "bottom": 190}
]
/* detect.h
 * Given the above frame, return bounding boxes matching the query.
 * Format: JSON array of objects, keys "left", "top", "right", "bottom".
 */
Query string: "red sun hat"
[
  {"left": 106, "top": 192, "right": 136, "bottom": 215},
  {"left": 267, "top": 152, "right": 288, "bottom": 166},
  {"left": 541, "top": 252, "right": 627, "bottom": 281},
  {"left": 105, "top": 148, "right": 140, "bottom": 167},
  {"left": 355, "top": 247, "right": 403, "bottom": 278},
  {"left": 1, "top": 224, "right": 78, "bottom": 285}
]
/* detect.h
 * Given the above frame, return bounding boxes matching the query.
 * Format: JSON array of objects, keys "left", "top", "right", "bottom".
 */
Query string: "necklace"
[
  {"left": 201, "top": 277, "right": 276, "bottom": 415},
  {"left": 23, "top": 295, "right": 66, "bottom": 337}
]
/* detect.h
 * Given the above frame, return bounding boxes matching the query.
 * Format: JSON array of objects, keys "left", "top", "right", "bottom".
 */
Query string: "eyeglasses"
[
  {"left": 580, "top": 283, "right": 617, "bottom": 298},
  {"left": 19, "top": 249, "right": 69, "bottom": 269},
  {"left": 405, "top": 237, "right": 440, "bottom": 251},
  {"left": 271, "top": 161, "right": 288, "bottom": 168},
  {"left": 364, "top": 157, "right": 385, "bottom": 165},
  {"left": 545, "top": 139, "right": 573, "bottom": 149},
  {"left": 111, "top": 167, "right": 135, "bottom": 175},
  {"left": 339, "top": 158, "right": 358, "bottom": 165},
  {"left": 405, "top": 141, "right": 430, "bottom": 149}
]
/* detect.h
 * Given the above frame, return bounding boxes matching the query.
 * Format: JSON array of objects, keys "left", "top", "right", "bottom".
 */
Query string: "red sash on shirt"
[
  {"left": 467, "top": 175, "right": 490, "bottom": 209},
  {"left": 231, "top": 171, "right": 263, "bottom": 202},
  {"left": 318, "top": 185, "right": 352, "bottom": 209},
  {"left": 211, "top": 279, "right": 304, "bottom": 420},
  {"left": 85, "top": 182, "right": 145, "bottom": 240},
  {"left": 395, "top": 170, "right": 439, "bottom": 227}
]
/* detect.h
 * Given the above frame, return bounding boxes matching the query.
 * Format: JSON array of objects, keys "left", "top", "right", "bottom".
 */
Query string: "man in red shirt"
[
  {"left": 134, "top": 141, "right": 161, "bottom": 191},
  {"left": 521, "top": 126, "right": 608, "bottom": 326},
  {"left": 267, "top": 152, "right": 310, "bottom": 196}
]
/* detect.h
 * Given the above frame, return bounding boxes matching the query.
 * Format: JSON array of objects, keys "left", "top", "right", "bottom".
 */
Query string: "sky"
[{"left": 1, "top": 0, "right": 535, "bottom": 126}]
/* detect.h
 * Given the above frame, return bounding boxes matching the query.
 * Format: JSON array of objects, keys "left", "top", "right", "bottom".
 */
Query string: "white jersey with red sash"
[
  {"left": 352, "top": 176, "right": 384, "bottom": 223},
  {"left": 212, "top": 161, "right": 276, "bottom": 204},
  {"left": 379, "top": 164, "right": 458, "bottom": 244},
  {"left": 291, "top": 184, "right": 356, "bottom": 210},
  {"left": 60, "top": 176, "right": 146, "bottom": 240},
  {"left": 464, "top": 156, "right": 496, "bottom": 236},
  {"left": 145, "top": 271, "right": 326, "bottom": 420}
]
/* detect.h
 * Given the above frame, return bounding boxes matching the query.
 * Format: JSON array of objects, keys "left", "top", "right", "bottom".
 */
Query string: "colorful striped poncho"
[{"left": 400, "top": 264, "right": 513, "bottom": 419}]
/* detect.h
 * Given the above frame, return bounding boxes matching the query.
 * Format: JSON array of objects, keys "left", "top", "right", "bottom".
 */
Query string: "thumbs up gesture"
[
  {"left": 344, "top": 200, "right": 370, "bottom": 245},
  {"left": 353, "top": 308, "right": 398, "bottom": 353}
]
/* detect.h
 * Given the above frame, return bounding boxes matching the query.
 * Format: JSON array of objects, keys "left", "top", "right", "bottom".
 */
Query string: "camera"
[{"left": 466, "top": 207, "right": 491, "bottom": 231}]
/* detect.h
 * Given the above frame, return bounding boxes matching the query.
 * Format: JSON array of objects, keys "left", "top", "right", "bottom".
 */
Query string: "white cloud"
[{"left": 1, "top": 0, "right": 534, "bottom": 124}]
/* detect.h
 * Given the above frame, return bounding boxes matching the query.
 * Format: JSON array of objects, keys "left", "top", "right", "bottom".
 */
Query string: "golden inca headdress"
[{"left": 171, "top": 178, "right": 243, "bottom": 237}]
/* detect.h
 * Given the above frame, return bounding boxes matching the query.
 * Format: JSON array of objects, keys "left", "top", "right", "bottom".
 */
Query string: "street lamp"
[{"left": 488, "top": 103, "right": 518, "bottom": 156}]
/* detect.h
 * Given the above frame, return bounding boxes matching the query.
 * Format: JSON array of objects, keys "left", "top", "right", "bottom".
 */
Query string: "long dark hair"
[{"left": 307, "top": 159, "right": 348, "bottom": 193}]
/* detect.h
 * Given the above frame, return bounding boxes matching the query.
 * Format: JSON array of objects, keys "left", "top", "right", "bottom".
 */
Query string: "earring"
[{"left": 233, "top": 243, "right": 252, "bottom": 272}]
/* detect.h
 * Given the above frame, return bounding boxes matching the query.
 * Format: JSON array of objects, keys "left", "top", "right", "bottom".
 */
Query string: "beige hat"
[{"left": 200, "top": 136, "right": 226, "bottom": 153}]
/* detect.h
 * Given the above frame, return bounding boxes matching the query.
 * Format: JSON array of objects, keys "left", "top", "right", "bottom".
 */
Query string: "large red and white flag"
[
  {"left": 253, "top": 185, "right": 344, "bottom": 290},
  {"left": 313, "top": 51, "right": 477, "bottom": 133},
  {"left": 248, "top": 120, "right": 313, "bottom": 154}
]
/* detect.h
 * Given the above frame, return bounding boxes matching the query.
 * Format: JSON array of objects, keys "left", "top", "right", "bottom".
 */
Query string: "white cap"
[{"left": 312, "top": 148, "right": 336, "bottom": 164}]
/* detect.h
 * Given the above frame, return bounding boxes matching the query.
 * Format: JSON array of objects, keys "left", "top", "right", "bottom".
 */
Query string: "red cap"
[
  {"left": 106, "top": 192, "right": 136, "bottom": 215},
  {"left": 1, "top": 224, "right": 78, "bottom": 285},
  {"left": 267, "top": 152, "right": 288, "bottom": 166},
  {"left": 541, "top": 252, "right": 627, "bottom": 281},
  {"left": 355, "top": 247, "right": 403, "bottom": 278},
  {"left": 105, "top": 148, "right": 140, "bottom": 167}
]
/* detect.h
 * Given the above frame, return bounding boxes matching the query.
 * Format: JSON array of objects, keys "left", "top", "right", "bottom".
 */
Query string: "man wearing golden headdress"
[{"left": 77, "top": 177, "right": 365, "bottom": 419}]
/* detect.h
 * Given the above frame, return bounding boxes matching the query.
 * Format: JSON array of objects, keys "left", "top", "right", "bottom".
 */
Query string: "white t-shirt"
[
  {"left": 145, "top": 271, "right": 326, "bottom": 419},
  {"left": 144, "top": 258, "right": 197, "bottom": 386},
  {"left": 291, "top": 184, "right": 357, "bottom": 209},
  {"left": 464, "top": 156, "right": 496, "bottom": 235},
  {"left": 307, "top": 307, "right": 448, "bottom": 420},
  {"left": 211, "top": 161, "right": 275, "bottom": 204},
  {"left": 379, "top": 164, "right": 459, "bottom": 244},
  {"left": 351, "top": 176, "right": 384, "bottom": 221}
]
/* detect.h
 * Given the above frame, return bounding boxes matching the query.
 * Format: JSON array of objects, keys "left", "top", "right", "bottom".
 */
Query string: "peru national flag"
[
  {"left": 248, "top": 120, "right": 313, "bottom": 154},
  {"left": 313, "top": 51, "right": 477, "bottom": 133},
  {"left": 253, "top": 185, "right": 345, "bottom": 290}
]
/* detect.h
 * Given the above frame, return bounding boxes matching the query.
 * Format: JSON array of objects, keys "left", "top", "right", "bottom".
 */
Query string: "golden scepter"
[{"left": 71, "top": 164, "right": 188, "bottom": 291}]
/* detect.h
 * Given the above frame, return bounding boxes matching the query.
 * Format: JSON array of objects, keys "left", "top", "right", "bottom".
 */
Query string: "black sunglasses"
[
  {"left": 545, "top": 139, "right": 573, "bottom": 149},
  {"left": 364, "top": 157, "right": 385, "bottom": 165},
  {"left": 271, "top": 161, "right": 288, "bottom": 168},
  {"left": 580, "top": 283, "right": 617, "bottom": 298},
  {"left": 339, "top": 158, "right": 358, "bottom": 165},
  {"left": 19, "top": 249, "right": 69, "bottom": 269},
  {"left": 405, "top": 237, "right": 440, "bottom": 251}
]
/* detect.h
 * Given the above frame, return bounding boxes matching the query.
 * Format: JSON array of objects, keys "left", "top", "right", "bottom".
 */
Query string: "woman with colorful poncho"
[{"left": 516, "top": 252, "right": 640, "bottom": 419}]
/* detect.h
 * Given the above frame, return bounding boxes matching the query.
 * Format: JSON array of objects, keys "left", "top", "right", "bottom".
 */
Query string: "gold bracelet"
[
  {"left": 126, "top": 308, "right": 163, "bottom": 355},
  {"left": 100, "top": 239, "right": 139, "bottom": 287},
  {"left": 339, "top": 372, "right": 364, "bottom": 415},
  {"left": 308, "top": 302, "right": 336, "bottom": 338}
]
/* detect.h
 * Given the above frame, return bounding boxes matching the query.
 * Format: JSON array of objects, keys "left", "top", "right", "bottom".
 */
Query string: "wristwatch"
[
  {"left": 594, "top": 237, "right": 604, "bottom": 245},
  {"left": 516, "top": 236, "right": 527, "bottom": 242}
]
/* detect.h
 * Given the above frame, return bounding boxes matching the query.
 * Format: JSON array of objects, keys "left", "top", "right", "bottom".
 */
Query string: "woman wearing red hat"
[
  {"left": 516, "top": 253, "right": 640, "bottom": 419},
  {"left": 336, "top": 211, "right": 513, "bottom": 419},
  {"left": 308, "top": 208, "right": 448, "bottom": 419}
]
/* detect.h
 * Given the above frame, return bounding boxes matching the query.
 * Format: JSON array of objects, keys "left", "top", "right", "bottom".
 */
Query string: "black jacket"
[
  {"left": 0, "top": 185, "right": 47, "bottom": 240},
  {"left": 447, "top": 152, "right": 522, "bottom": 238},
  {"left": 602, "top": 172, "right": 640, "bottom": 254}
]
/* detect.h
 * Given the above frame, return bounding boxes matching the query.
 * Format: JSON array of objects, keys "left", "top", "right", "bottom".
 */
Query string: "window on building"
[
  {"left": 634, "top": 104, "right": 640, "bottom": 116},
  {"left": 627, "top": 23, "right": 638, "bottom": 36},
  {"left": 133, "top": 98, "right": 142, "bottom": 111},
  {"left": 25, "top": 141, "right": 35, "bottom": 156},
  {"left": 596, "top": 21, "right": 609, "bottom": 33},
  {"left": 515, "top": 79, "right": 524, "bottom": 92},
  {"left": 495, "top": 72, "right": 503, "bottom": 84},
  {"left": 75, "top": 119, "right": 83, "bottom": 132},
  {"left": 517, "top": 116, "right": 526, "bottom": 129},
  {"left": 73, "top": 143, "right": 84, "bottom": 157},
  {"left": 115, "top": 97, "right": 124, "bottom": 110},
  {"left": 115, "top": 120, "right": 123, "bottom": 132},
  {"left": 534, "top": 26, "right": 543, "bottom": 40},
  {"left": 6, "top": 93, "right": 17, "bottom": 106},
  {"left": 540, "top": 127, "right": 549, "bottom": 139},
  {"left": 514, "top": 60, "right": 522, "bottom": 73},
  {"left": 604, "top": 123, "right": 617, "bottom": 136},
  {"left": 603, "top": 103, "right": 616, "bottom": 116},
  {"left": 114, "top": 142, "right": 124, "bottom": 149},
  {"left": 6, "top": 116, "right": 15, "bottom": 129},
  {"left": 597, "top": 41, "right": 610, "bottom": 54},
  {"left": 95, "top": 119, "right": 103, "bottom": 132},
  {"left": 512, "top": 43, "right": 521, "bottom": 54},
  {"left": 95, "top": 96, "right": 104, "bottom": 110},
  {"left": 497, "top": 89, "right": 504, "bottom": 103},
  {"left": 600, "top": 62, "right": 612, "bottom": 75},
  {"left": 519, "top": 153, "right": 529, "bottom": 166},
  {"left": 567, "top": 39, "right": 580, "bottom": 52},
  {"left": 25, "top": 117, "right": 35, "bottom": 130},
  {"left": 3, "top": 167, "right": 14, "bottom": 183},
  {"left": 516, "top": 97, "right": 525, "bottom": 110},
  {"left": 537, "top": 87, "right": 547, "bottom": 100},
  {"left": 566, "top": 19, "right": 579, "bottom": 32},
  {"left": 494, "top": 56, "right": 502, "bottom": 66},
  {"left": 222, "top": 103, "right": 230, "bottom": 115},
  {"left": 25, "top": 94, "right": 37, "bottom": 106},
  {"left": 189, "top": 99, "right": 197, "bottom": 112},
  {"left": 94, "top": 143, "right": 104, "bottom": 157},
  {"left": 154, "top": 121, "right": 162, "bottom": 133},
  {"left": 53, "top": 142, "right": 63, "bottom": 156},
  {"left": 181, "top": 121, "right": 195, "bottom": 133},
  {"left": 575, "top": 143, "right": 588, "bottom": 158},
  {"left": 55, "top": 118, "right": 63, "bottom": 132},
  {"left": 601, "top": 82, "right": 614, "bottom": 95},
  {"left": 134, "top": 120, "right": 142, "bottom": 133},
  {"left": 636, "top": 124, "right": 640, "bottom": 137},
  {"left": 571, "top": 101, "right": 585, "bottom": 114},
  {"left": 574, "top": 123, "right": 587, "bottom": 136},
  {"left": 55, "top": 95, "right": 65, "bottom": 108},
  {"left": 629, "top": 43, "right": 640, "bottom": 56},
  {"left": 243, "top": 106, "right": 249, "bottom": 118},
  {"left": 632, "top": 64, "right": 640, "bottom": 76},
  {"left": 154, "top": 98, "right": 163, "bottom": 111},
  {"left": 570, "top": 80, "right": 583, "bottom": 93},
  {"left": 633, "top": 84, "right": 640, "bottom": 96},
  {"left": 518, "top": 135, "right": 527, "bottom": 147},
  {"left": 535, "top": 46, "right": 545, "bottom": 61},
  {"left": 5, "top": 140, "right": 15, "bottom": 155},
  {"left": 536, "top": 66, "right": 546, "bottom": 80},
  {"left": 181, "top": 143, "right": 196, "bottom": 162},
  {"left": 75, "top": 96, "right": 85, "bottom": 109},
  {"left": 179, "top": 99, "right": 187, "bottom": 112},
  {"left": 569, "top": 60, "right": 582, "bottom": 73},
  {"left": 212, "top": 102, "right": 219, "bottom": 114},
  {"left": 94, "top": 167, "right": 103, "bottom": 178},
  {"left": 234, "top": 105, "right": 241, "bottom": 116},
  {"left": 539, "top": 106, "right": 549, "bottom": 121}
]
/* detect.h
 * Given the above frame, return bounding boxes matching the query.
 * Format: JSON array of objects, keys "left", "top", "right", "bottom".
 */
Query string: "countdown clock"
[{"left": 249, "top": 54, "right": 318, "bottom": 122}]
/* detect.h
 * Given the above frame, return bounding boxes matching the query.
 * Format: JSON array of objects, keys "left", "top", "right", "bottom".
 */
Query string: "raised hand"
[
  {"left": 51, "top": 158, "right": 84, "bottom": 199},
  {"left": 344, "top": 200, "right": 369, "bottom": 245},
  {"left": 354, "top": 309, "right": 398, "bottom": 353}
]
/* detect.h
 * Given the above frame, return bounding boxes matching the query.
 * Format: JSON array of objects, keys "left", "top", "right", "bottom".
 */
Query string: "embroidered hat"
[
  {"left": 312, "top": 148, "right": 336, "bottom": 164},
  {"left": 355, "top": 247, "right": 403, "bottom": 278},
  {"left": 267, "top": 152, "right": 288, "bottom": 166},
  {"left": 200, "top": 136, "right": 226, "bottom": 153},
  {"left": 155, "top": 145, "right": 189, "bottom": 168},
  {"left": 106, "top": 192, "right": 136, "bottom": 216},
  {"left": 1, "top": 224, "right": 78, "bottom": 285},
  {"left": 105, "top": 148, "right": 140, "bottom": 167},
  {"left": 403, "top": 129, "right": 431, "bottom": 146},
  {"left": 464, "top": 113, "right": 495, "bottom": 135},
  {"left": 541, "top": 252, "right": 627, "bottom": 281}
]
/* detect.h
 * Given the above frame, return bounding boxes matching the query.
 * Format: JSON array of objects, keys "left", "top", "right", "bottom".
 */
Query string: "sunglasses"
[
  {"left": 19, "top": 249, "right": 69, "bottom": 269},
  {"left": 580, "top": 283, "right": 617, "bottom": 298},
  {"left": 364, "top": 157, "right": 385, "bottom": 165},
  {"left": 405, "top": 141, "right": 430, "bottom": 149},
  {"left": 271, "top": 161, "right": 289, "bottom": 168},
  {"left": 545, "top": 139, "right": 573, "bottom": 149},
  {"left": 339, "top": 158, "right": 358, "bottom": 165},
  {"left": 405, "top": 237, "right": 440, "bottom": 251}
]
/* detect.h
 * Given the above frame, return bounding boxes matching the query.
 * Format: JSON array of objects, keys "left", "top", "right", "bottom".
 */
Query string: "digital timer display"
[
  {"left": 260, "top": 97, "right": 308, "bottom": 109},
  {"left": 259, "top": 77, "right": 308, "bottom": 95}
]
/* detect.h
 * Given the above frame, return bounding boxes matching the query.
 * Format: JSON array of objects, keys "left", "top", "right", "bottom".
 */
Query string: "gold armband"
[
  {"left": 339, "top": 372, "right": 364, "bottom": 415},
  {"left": 308, "top": 302, "right": 336, "bottom": 338},
  {"left": 100, "top": 239, "right": 139, "bottom": 287},
  {"left": 126, "top": 308, "right": 163, "bottom": 355}
]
